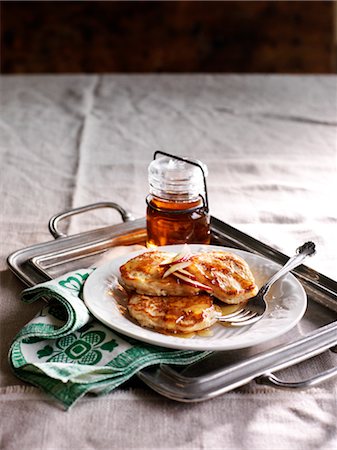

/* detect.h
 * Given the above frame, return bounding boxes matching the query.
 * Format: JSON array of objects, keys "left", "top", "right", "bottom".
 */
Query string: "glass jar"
[{"left": 146, "top": 153, "right": 210, "bottom": 247}]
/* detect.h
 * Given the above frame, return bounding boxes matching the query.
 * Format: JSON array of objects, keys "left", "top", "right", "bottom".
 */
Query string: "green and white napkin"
[{"left": 9, "top": 269, "right": 210, "bottom": 409}]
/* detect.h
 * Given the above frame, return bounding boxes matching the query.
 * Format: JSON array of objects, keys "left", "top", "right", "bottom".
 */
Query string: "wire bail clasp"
[{"left": 153, "top": 150, "right": 209, "bottom": 212}]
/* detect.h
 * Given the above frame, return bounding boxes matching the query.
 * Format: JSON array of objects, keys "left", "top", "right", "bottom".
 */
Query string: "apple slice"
[
  {"left": 159, "top": 257, "right": 176, "bottom": 267},
  {"left": 159, "top": 245, "right": 192, "bottom": 267},
  {"left": 176, "top": 268, "right": 197, "bottom": 280},
  {"left": 172, "top": 244, "right": 192, "bottom": 263},
  {"left": 174, "top": 272, "right": 213, "bottom": 292},
  {"left": 162, "top": 261, "right": 192, "bottom": 279}
]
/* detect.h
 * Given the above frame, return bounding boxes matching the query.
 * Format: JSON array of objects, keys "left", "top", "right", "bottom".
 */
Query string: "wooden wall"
[{"left": 1, "top": 1, "right": 336, "bottom": 74}]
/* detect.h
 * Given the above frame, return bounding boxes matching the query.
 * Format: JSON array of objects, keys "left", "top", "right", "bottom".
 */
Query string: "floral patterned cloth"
[{"left": 9, "top": 270, "right": 210, "bottom": 409}]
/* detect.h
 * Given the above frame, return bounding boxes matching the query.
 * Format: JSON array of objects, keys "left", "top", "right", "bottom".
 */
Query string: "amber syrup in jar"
[{"left": 146, "top": 154, "right": 210, "bottom": 247}]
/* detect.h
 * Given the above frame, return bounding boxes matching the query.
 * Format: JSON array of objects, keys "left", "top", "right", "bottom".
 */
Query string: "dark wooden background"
[{"left": 1, "top": 1, "right": 336, "bottom": 74}]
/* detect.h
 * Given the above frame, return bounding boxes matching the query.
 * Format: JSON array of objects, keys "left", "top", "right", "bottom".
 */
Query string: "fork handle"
[{"left": 260, "top": 241, "right": 316, "bottom": 296}]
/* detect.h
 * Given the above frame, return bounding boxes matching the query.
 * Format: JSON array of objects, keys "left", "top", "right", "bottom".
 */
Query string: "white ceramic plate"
[{"left": 83, "top": 245, "right": 307, "bottom": 351}]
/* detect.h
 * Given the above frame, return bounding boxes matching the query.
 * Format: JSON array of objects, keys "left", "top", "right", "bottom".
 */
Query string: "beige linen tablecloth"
[{"left": 1, "top": 75, "right": 336, "bottom": 449}]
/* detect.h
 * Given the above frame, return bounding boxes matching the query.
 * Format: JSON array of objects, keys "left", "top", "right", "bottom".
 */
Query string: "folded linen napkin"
[{"left": 9, "top": 267, "right": 210, "bottom": 409}]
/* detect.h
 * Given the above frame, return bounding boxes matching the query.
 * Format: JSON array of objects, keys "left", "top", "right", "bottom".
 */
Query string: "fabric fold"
[{"left": 9, "top": 269, "right": 210, "bottom": 409}]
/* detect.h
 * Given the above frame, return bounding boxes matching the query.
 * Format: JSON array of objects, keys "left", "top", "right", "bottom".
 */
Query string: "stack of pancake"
[{"left": 119, "top": 247, "right": 258, "bottom": 335}]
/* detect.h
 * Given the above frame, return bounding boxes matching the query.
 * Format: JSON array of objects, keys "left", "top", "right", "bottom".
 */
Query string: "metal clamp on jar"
[{"left": 146, "top": 151, "right": 210, "bottom": 247}]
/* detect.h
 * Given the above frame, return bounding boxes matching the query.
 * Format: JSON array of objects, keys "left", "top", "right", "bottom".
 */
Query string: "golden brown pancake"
[
  {"left": 187, "top": 251, "right": 258, "bottom": 304},
  {"left": 127, "top": 294, "right": 217, "bottom": 334},
  {"left": 120, "top": 249, "right": 258, "bottom": 306},
  {"left": 120, "top": 251, "right": 201, "bottom": 296}
]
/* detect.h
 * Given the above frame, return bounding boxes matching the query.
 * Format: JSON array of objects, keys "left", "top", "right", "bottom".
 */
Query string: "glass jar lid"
[{"left": 148, "top": 155, "right": 208, "bottom": 202}]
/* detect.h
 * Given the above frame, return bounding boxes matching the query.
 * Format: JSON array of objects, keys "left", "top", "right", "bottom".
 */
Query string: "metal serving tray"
[{"left": 7, "top": 202, "right": 337, "bottom": 401}]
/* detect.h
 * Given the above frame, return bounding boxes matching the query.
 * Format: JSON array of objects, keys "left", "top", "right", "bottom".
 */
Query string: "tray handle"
[
  {"left": 257, "top": 363, "right": 337, "bottom": 390},
  {"left": 48, "top": 202, "right": 134, "bottom": 239}
]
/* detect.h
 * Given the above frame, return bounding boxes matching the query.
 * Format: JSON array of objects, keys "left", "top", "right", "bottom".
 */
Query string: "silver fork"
[{"left": 217, "top": 241, "right": 316, "bottom": 327}]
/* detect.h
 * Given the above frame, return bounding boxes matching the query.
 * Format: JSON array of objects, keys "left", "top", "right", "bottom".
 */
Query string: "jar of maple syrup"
[{"left": 146, "top": 152, "right": 211, "bottom": 247}]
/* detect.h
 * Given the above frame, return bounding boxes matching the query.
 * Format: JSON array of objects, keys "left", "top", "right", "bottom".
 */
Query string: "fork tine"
[
  {"left": 228, "top": 311, "right": 258, "bottom": 322},
  {"left": 229, "top": 314, "right": 262, "bottom": 327},
  {"left": 216, "top": 308, "right": 245, "bottom": 321},
  {"left": 218, "top": 310, "right": 258, "bottom": 324},
  {"left": 217, "top": 309, "right": 252, "bottom": 322}
]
